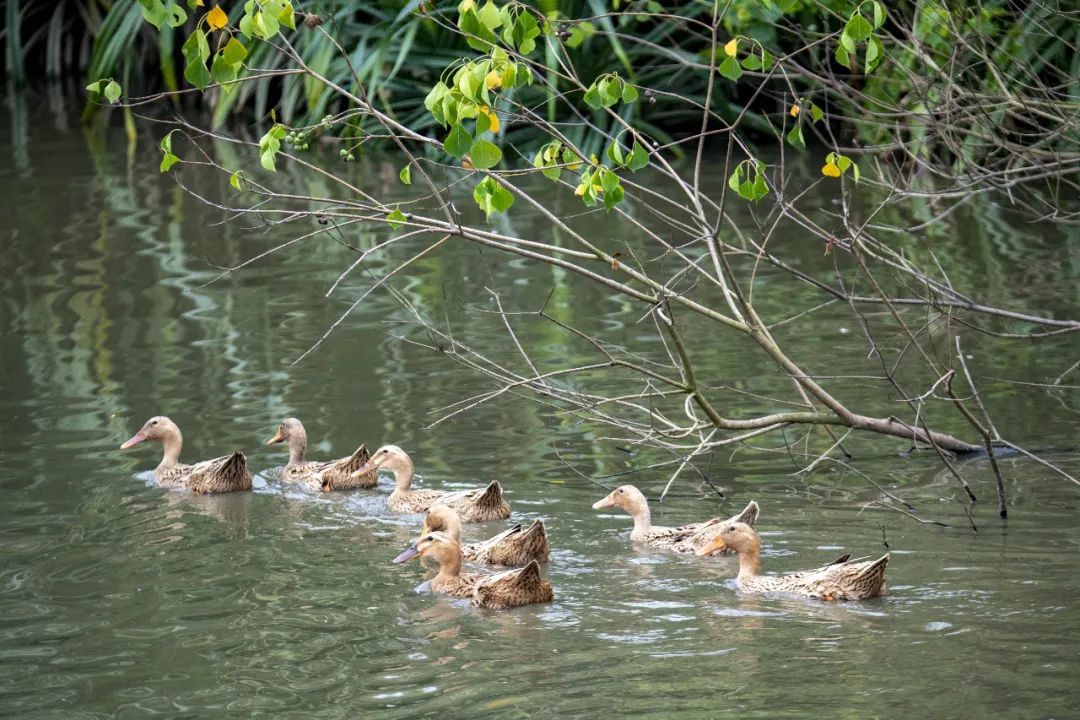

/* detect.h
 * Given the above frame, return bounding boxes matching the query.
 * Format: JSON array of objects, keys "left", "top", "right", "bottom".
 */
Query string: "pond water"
[{"left": 2, "top": 103, "right": 1079, "bottom": 718}]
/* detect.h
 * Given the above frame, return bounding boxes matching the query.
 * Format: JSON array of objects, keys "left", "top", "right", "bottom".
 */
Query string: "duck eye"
[
  {"left": 617, "top": 488, "right": 624, "bottom": 494},
  {"left": 150, "top": 420, "right": 158, "bottom": 426}
]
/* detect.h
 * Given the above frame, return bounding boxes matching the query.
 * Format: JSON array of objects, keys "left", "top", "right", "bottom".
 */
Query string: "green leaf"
[
  {"left": 230, "top": 170, "right": 245, "bottom": 190},
  {"left": 211, "top": 52, "right": 238, "bottom": 90},
  {"left": 728, "top": 167, "right": 741, "bottom": 193},
  {"left": 872, "top": 1, "right": 887, "bottom": 29},
  {"left": 278, "top": 0, "right": 296, "bottom": 29},
  {"left": 477, "top": 1, "right": 503, "bottom": 31},
  {"left": 839, "top": 30, "right": 856, "bottom": 54},
  {"left": 258, "top": 124, "right": 286, "bottom": 172},
  {"left": 138, "top": 0, "right": 167, "bottom": 29},
  {"left": 752, "top": 174, "right": 769, "bottom": 201},
  {"left": 738, "top": 180, "right": 755, "bottom": 201},
  {"left": 469, "top": 139, "right": 502, "bottom": 169},
  {"left": 603, "top": 183, "right": 624, "bottom": 209},
  {"left": 741, "top": 55, "right": 762, "bottom": 71},
  {"left": 565, "top": 20, "right": 595, "bottom": 49},
  {"left": 165, "top": 1, "right": 185, "bottom": 26},
  {"left": 160, "top": 153, "right": 180, "bottom": 173},
  {"left": 583, "top": 85, "right": 603, "bottom": 109},
  {"left": 534, "top": 144, "right": 562, "bottom": 181},
  {"left": 399, "top": 165, "right": 412, "bottom": 185},
  {"left": 182, "top": 29, "right": 211, "bottom": 89},
  {"left": 444, "top": 123, "right": 472, "bottom": 158},
  {"left": 472, "top": 176, "right": 514, "bottom": 219},
  {"left": 835, "top": 44, "right": 852, "bottom": 69},
  {"left": 809, "top": 103, "right": 824, "bottom": 123},
  {"left": 718, "top": 55, "right": 742, "bottom": 82},
  {"left": 386, "top": 208, "right": 407, "bottom": 231},
  {"left": 866, "top": 36, "right": 884, "bottom": 71},
  {"left": 835, "top": 154, "right": 852, "bottom": 173},
  {"left": 606, "top": 140, "right": 624, "bottom": 166},
  {"left": 851, "top": 162, "right": 861, "bottom": 183},
  {"left": 627, "top": 141, "right": 649, "bottom": 172},
  {"left": 786, "top": 125, "right": 805, "bottom": 150},
  {"left": 513, "top": 12, "right": 540, "bottom": 54},
  {"left": 845, "top": 13, "right": 873, "bottom": 42},
  {"left": 222, "top": 37, "right": 248, "bottom": 65},
  {"left": 598, "top": 76, "right": 620, "bottom": 107},
  {"left": 459, "top": 8, "right": 498, "bottom": 52},
  {"left": 621, "top": 83, "right": 639, "bottom": 104}
]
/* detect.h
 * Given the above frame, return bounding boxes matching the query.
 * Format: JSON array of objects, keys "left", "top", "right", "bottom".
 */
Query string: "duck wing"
[
  {"left": 465, "top": 520, "right": 550, "bottom": 566},
  {"left": 317, "top": 444, "right": 374, "bottom": 491},
  {"left": 472, "top": 560, "right": 554, "bottom": 609},
  {"left": 187, "top": 451, "right": 252, "bottom": 494},
  {"left": 444, "top": 481, "right": 511, "bottom": 522}
]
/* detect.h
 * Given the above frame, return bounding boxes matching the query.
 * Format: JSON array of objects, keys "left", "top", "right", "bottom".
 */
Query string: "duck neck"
[
  {"left": 628, "top": 499, "right": 653, "bottom": 539},
  {"left": 736, "top": 542, "right": 762, "bottom": 579},
  {"left": 442, "top": 515, "right": 463, "bottom": 545},
  {"left": 434, "top": 548, "right": 463, "bottom": 582},
  {"left": 157, "top": 429, "right": 183, "bottom": 470},
  {"left": 391, "top": 457, "right": 415, "bottom": 492},
  {"left": 286, "top": 429, "right": 308, "bottom": 467}
]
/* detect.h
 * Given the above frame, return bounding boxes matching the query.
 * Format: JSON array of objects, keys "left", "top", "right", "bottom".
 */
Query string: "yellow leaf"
[
  {"left": 589, "top": 153, "right": 599, "bottom": 164},
  {"left": 821, "top": 162, "right": 842, "bottom": 178},
  {"left": 724, "top": 38, "right": 738, "bottom": 57},
  {"left": 485, "top": 70, "right": 502, "bottom": 90},
  {"left": 574, "top": 184, "right": 586, "bottom": 196},
  {"left": 480, "top": 106, "right": 500, "bottom": 133},
  {"left": 790, "top": 103, "right": 800, "bottom": 117},
  {"left": 566, "top": 160, "right": 582, "bottom": 171},
  {"left": 207, "top": 5, "right": 228, "bottom": 30},
  {"left": 459, "top": 0, "right": 476, "bottom": 12},
  {"left": 196, "top": 0, "right": 204, "bottom": 5}
]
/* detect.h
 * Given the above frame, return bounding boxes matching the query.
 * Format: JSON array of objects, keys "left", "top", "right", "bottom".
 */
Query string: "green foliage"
[
  {"left": 821, "top": 152, "right": 860, "bottom": 182},
  {"left": 258, "top": 124, "right": 287, "bottom": 172},
  {"left": 158, "top": 130, "right": 179, "bottom": 173},
  {"left": 86, "top": 78, "right": 123, "bottom": 104},
  {"left": 473, "top": 176, "right": 514, "bottom": 219},
  {"left": 386, "top": 207, "right": 408, "bottom": 230},
  {"left": 727, "top": 160, "right": 769, "bottom": 202}
]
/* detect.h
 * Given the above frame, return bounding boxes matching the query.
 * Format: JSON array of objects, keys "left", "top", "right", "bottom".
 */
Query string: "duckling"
[
  {"left": 424, "top": 504, "right": 549, "bottom": 566},
  {"left": 120, "top": 416, "right": 251, "bottom": 494},
  {"left": 265, "top": 417, "right": 375, "bottom": 491},
  {"left": 695, "top": 521, "right": 889, "bottom": 600},
  {"left": 393, "top": 531, "right": 553, "bottom": 609},
  {"left": 592, "top": 484, "right": 758, "bottom": 554},
  {"left": 353, "top": 445, "right": 510, "bottom": 522}
]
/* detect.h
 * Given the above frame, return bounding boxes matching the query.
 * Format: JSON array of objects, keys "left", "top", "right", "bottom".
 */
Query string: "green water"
[{"left": 2, "top": 107, "right": 1079, "bottom": 718}]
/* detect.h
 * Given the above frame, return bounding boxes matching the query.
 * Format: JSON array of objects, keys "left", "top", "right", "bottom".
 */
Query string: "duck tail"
[
  {"left": 339, "top": 444, "right": 372, "bottom": 475},
  {"left": 733, "top": 500, "right": 760, "bottom": 527},
  {"left": 520, "top": 519, "right": 550, "bottom": 562},
  {"left": 475, "top": 480, "right": 506, "bottom": 509},
  {"left": 854, "top": 553, "right": 890, "bottom": 595}
]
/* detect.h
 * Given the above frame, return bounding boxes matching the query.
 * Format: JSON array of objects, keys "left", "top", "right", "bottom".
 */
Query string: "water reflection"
[{"left": 0, "top": 108, "right": 1078, "bottom": 717}]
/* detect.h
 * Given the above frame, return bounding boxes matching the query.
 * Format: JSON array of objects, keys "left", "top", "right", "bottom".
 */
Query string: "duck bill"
[
  {"left": 265, "top": 430, "right": 285, "bottom": 446},
  {"left": 695, "top": 537, "right": 727, "bottom": 557},
  {"left": 592, "top": 494, "right": 615, "bottom": 510},
  {"left": 352, "top": 461, "right": 375, "bottom": 478},
  {"left": 392, "top": 546, "right": 421, "bottom": 564},
  {"left": 120, "top": 431, "right": 147, "bottom": 449}
]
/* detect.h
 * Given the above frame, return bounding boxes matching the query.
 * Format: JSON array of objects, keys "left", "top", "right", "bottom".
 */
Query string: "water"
[{"left": 2, "top": 105, "right": 1079, "bottom": 718}]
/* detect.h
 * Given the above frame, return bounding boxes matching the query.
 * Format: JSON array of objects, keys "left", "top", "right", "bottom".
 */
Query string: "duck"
[
  {"left": 352, "top": 445, "right": 510, "bottom": 522},
  {"left": 392, "top": 531, "right": 553, "bottom": 609},
  {"left": 423, "top": 504, "right": 549, "bottom": 566},
  {"left": 120, "top": 416, "right": 252, "bottom": 494},
  {"left": 265, "top": 417, "right": 376, "bottom": 491},
  {"left": 695, "top": 521, "right": 889, "bottom": 600},
  {"left": 591, "top": 484, "right": 758, "bottom": 555}
]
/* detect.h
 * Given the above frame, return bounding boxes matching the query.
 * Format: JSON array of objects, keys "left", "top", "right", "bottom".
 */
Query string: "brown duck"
[
  {"left": 424, "top": 504, "right": 549, "bottom": 566},
  {"left": 265, "top": 417, "right": 376, "bottom": 491},
  {"left": 353, "top": 445, "right": 510, "bottom": 522},
  {"left": 120, "top": 416, "right": 252, "bottom": 494},
  {"left": 393, "top": 531, "right": 553, "bottom": 609},
  {"left": 695, "top": 521, "right": 889, "bottom": 601},
  {"left": 592, "top": 484, "right": 758, "bottom": 555}
]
